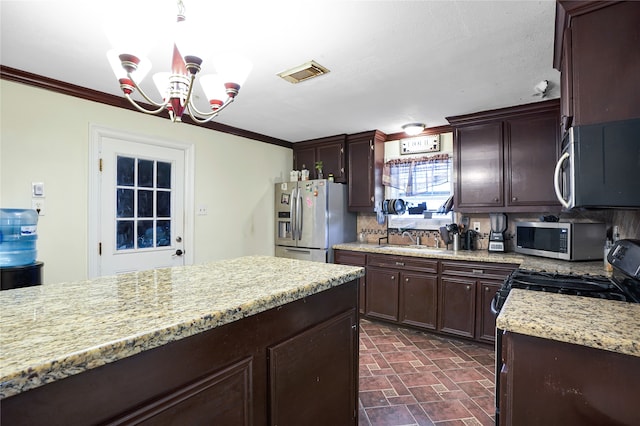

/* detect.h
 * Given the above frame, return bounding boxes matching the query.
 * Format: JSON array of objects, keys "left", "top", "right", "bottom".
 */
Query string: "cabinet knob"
[
  {"left": 485, "top": 286, "right": 490, "bottom": 291},
  {"left": 512, "top": 197, "right": 518, "bottom": 201},
  {"left": 370, "top": 196, "right": 374, "bottom": 202},
  {"left": 391, "top": 275, "right": 395, "bottom": 280},
  {"left": 465, "top": 285, "right": 471, "bottom": 290},
  {"left": 494, "top": 198, "right": 499, "bottom": 202},
  {"left": 395, "top": 262, "right": 405, "bottom": 267},
  {"left": 405, "top": 277, "right": 409, "bottom": 282}
]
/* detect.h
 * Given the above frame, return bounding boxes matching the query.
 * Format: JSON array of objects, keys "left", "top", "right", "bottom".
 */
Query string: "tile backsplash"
[{"left": 356, "top": 209, "right": 640, "bottom": 250}]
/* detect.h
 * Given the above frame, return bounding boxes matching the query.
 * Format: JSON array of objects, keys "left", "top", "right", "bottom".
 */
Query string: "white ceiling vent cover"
[{"left": 277, "top": 60, "right": 330, "bottom": 84}]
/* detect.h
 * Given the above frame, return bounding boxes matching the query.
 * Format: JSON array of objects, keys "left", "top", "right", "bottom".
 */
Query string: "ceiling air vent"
[{"left": 277, "top": 60, "right": 330, "bottom": 84}]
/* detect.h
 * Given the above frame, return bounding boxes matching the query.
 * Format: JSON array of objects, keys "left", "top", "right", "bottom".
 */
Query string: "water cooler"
[{"left": 0, "top": 208, "right": 43, "bottom": 290}]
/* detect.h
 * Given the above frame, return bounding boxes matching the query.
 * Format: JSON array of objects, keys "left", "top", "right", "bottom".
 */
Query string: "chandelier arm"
[
  {"left": 124, "top": 94, "right": 168, "bottom": 115},
  {"left": 186, "top": 96, "right": 235, "bottom": 122},
  {"left": 127, "top": 72, "right": 170, "bottom": 108}
]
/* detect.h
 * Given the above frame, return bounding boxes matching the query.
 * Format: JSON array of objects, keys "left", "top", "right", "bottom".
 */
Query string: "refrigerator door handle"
[
  {"left": 290, "top": 187, "right": 297, "bottom": 240},
  {"left": 296, "top": 186, "right": 303, "bottom": 240}
]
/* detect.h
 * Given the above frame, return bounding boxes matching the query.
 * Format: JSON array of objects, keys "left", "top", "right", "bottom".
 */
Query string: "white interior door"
[{"left": 89, "top": 126, "right": 194, "bottom": 277}]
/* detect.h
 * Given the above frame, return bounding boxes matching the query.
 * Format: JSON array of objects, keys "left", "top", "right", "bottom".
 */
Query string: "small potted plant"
[{"left": 315, "top": 160, "right": 324, "bottom": 179}]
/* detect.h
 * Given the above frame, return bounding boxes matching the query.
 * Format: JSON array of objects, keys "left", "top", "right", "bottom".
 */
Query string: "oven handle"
[
  {"left": 554, "top": 151, "right": 571, "bottom": 209},
  {"left": 490, "top": 293, "right": 499, "bottom": 316}
]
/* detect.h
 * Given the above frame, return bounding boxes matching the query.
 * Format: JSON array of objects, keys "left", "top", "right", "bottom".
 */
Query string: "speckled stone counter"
[
  {"left": 497, "top": 289, "right": 640, "bottom": 357},
  {"left": 333, "top": 242, "right": 608, "bottom": 276},
  {"left": 0, "top": 256, "right": 364, "bottom": 400}
]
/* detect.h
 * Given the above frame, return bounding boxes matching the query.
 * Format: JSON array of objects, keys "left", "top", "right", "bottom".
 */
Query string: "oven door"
[{"left": 553, "top": 128, "right": 574, "bottom": 209}]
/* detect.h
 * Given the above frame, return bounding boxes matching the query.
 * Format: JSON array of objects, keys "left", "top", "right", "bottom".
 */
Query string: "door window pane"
[
  {"left": 157, "top": 162, "right": 172, "bottom": 189},
  {"left": 157, "top": 220, "right": 171, "bottom": 247},
  {"left": 116, "top": 220, "right": 134, "bottom": 249},
  {"left": 138, "top": 159, "right": 154, "bottom": 187},
  {"left": 116, "top": 188, "right": 134, "bottom": 218},
  {"left": 137, "top": 220, "right": 154, "bottom": 248},
  {"left": 117, "top": 156, "right": 135, "bottom": 186},
  {"left": 157, "top": 191, "right": 171, "bottom": 217},
  {"left": 137, "top": 190, "right": 154, "bottom": 218}
]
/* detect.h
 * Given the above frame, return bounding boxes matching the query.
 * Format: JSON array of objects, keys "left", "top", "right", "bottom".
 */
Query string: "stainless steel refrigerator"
[{"left": 275, "top": 179, "right": 356, "bottom": 263}]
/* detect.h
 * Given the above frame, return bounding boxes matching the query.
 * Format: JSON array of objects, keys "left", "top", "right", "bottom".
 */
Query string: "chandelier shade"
[{"left": 106, "top": 0, "right": 252, "bottom": 124}]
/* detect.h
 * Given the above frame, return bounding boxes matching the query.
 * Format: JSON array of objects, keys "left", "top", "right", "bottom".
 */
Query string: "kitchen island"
[
  {"left": 496, "top": 289, "right": 640, "bottom": 425},
  {"left": 0, "top": 256, "right": 364, "bottom": 425}
]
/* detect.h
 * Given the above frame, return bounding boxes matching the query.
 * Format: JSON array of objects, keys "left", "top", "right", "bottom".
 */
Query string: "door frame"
[{"left": 88, "top": 124, "right": 195, "bottom": 278}]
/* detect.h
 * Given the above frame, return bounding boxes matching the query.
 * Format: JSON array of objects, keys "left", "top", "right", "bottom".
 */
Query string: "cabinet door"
[
  {"left": 317, "top": 141, "right": 345, "bottom": 182},
  {"left": 365, "top": 266, "right": 399, "bottom": 322},
  {"left": 476, "top": 280, "right": 501, "bottom": 343},
  {"left": 269, "top": 310, "right": 357, "bottom": 426},
  {"left": 438, "top": 277, "right": 476, "bottom": 339},
  {"left": 569, "top": 2, "right": 640, "bottom": 125},
  {"left": 506, "top": 112, "right": 560, "bottom": 207},
  {"left": 293, "top": 145, "right": 316, "bottom": 174},
  {"left": 456, "top": 122, "right": 503, "bottom": 209},
  {"left": 347, "top": 136, "right": 375, "bottom": 210},
  {"left": 399, "top": 272, "right": 438, "bottom": 330}
]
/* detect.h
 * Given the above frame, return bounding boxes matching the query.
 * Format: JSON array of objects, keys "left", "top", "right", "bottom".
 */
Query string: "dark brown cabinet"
[
  {"left": 293, "top": 134, "right": 346, "bottom": 182},
  {"left": 554, "top": 1, "right": 640, "bottom": 128},
  {"left": 346, "top": 130, "right": 386, "bottom": 212},
  {"left": 440, "top": 260, "right": 516, "bottom": 343},
  {"left": 366, "top": 266, "right": 400, "bottom": 322},
  {"left": 448, "top": 100, "right": 561, "bottom": 213},
  {"left": 366, "top": 254, "right": 439, "bottom": 328},
  {"left": 334, "top": 249, "right": 367, "bottom": 314},
  {"left": 438, "top": 276, "right": 476, "bottom": 339},
  {"left": 400, "top": 271, "right": 438, "bottom": 330},
  {"left": 500, "top": 331, "right": 640, "bottom": 426}
]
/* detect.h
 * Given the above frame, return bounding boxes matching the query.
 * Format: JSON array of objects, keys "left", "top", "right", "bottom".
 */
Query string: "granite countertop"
[
  {"left": 333, "top": 242, "right": 608, "bottom": 276},
  {"left": 496, "top": 289, "right": 640, "bottom": 357},
  {"left": 0, "top": 256, "right": 364, "bottom": 399}
]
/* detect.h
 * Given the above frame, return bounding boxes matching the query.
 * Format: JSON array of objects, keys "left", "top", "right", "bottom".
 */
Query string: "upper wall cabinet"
[
  {"left": 293, "top": 134, "right": 347, "bottom": 182},
  {"left": 346, "top": 130, "right": 386, "bottom": 212},
  {"left": 554, "top": 1, "right": 640, "bottom": 130},
  {"left": 447, "top": 100, "right": 561, "bottom": 213}
]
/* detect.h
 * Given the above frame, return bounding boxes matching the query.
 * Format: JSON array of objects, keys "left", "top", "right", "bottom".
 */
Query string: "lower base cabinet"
[
  {"left": 1, "top": 282, "right": 359, "bottom": 426},
  {"left": 500, "top": 332, "right": 640, "bottom": 426},
  {"left": 438, "top": 277, "right": 476, "bottom": 338},
  {"left": 399, "top": 271, "right": 438, "bottom": 330},
  {"left": 366, "top": 266, "right": 400, "bottom": 322}
]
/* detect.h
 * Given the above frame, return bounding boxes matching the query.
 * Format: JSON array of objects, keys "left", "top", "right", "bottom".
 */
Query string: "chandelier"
[{"left": 107, "top": 0, "right": 252, "bottom": 124}]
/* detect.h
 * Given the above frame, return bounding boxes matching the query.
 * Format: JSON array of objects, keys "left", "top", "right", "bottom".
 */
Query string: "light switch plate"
[
  {"left": 473, "top": 222, "right": 481, "bottom": 232},
  {"left": 32, "top": 182, "right": 45, "bottom": 197}
]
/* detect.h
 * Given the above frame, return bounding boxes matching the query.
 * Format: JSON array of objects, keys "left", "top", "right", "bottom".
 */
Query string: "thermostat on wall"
[{"left": 400, "top": 135, "right": 441, "bottom": 154}]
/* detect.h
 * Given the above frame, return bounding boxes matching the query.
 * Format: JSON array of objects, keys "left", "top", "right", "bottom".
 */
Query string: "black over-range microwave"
[
  {"left": 515, "top": 221, "right": 606, "bottom": 261},
  {"left": 554, "top": 118, "right": 640, "bottom": 209}
]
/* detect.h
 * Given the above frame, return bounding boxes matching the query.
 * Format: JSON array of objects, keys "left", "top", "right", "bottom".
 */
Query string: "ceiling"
[{"left": 0, "top": 0, "right": 560, "bottom": 143}]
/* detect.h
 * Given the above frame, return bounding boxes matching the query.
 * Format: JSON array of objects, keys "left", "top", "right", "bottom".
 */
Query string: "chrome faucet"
[
  {"left": 401, "top": 231, "right": 416, "bottom": 244},
  {"left": 402, "top": 231, "right": 422, "bottom": 245}
]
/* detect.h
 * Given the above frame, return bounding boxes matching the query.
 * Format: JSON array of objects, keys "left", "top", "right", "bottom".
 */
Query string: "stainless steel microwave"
[
  {"left": 515, "top": 221, "right": 606, "bottom": 261},
  {"left": 553, "top": 118, "right": 640, "bottom": 209}
]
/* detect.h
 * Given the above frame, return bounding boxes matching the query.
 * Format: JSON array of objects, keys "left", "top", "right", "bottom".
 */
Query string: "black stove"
[{"left": 491, "top": 269, "right": 640, "bottom": 313}]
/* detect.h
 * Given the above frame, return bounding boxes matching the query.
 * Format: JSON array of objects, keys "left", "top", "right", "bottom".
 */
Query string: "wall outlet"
[
  {"left": 197, "top": 205, "right": 208, "bottom": 216},
  {"left": 32, "top": 198, "right": 45, "bottom": 216},
  {"left": 473, "top": 222, "right": 481, "bottom": 232}
]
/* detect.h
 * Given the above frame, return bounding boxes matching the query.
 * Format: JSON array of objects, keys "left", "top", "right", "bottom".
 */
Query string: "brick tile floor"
[{"left": 359, "top": 319, "right": 496, "bottom": 426}]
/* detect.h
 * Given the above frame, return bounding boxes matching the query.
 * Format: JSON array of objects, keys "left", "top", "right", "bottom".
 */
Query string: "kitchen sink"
[{"left": 377, "top": 244, "right": 448, "bottom": 253}]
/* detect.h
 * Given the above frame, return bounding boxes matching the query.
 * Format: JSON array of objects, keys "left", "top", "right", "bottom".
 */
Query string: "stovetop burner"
[{"left": 492, "top": 269, "right": 640, "bottom": 313}]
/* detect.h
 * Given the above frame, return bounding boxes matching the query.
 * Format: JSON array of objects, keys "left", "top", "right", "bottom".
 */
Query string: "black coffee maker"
[{"left": 461, "top": 229, "right": 478, "bottom": 250}]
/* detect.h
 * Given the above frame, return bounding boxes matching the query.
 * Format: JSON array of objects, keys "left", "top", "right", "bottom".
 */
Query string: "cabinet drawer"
[
  {"left": 334, "top": 250, "right": 366, "bottom": 266},
  {"left": 367, "top": 254, "right": 438, "bottom": 274},
  {"left": 440, "top": 261, "right": 516, "bottom": 281}
]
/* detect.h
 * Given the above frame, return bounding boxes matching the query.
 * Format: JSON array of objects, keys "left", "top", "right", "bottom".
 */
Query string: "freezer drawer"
[{"left": 275, "top": 246, "right": 327, "bottom": 263}]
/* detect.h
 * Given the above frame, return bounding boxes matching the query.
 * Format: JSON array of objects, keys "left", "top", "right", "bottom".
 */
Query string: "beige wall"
[{"left": 0, "top": 80, "right": 292, "bottom": 284}]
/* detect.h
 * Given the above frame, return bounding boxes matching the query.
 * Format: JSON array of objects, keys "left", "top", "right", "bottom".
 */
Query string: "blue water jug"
[{"left": 0, "top": 208, "right": 38, "bottom": 267}]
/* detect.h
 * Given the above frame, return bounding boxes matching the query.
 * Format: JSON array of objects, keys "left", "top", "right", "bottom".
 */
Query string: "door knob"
[{"left": 174, "top": 249, "right": 184, "bottom": 256}]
